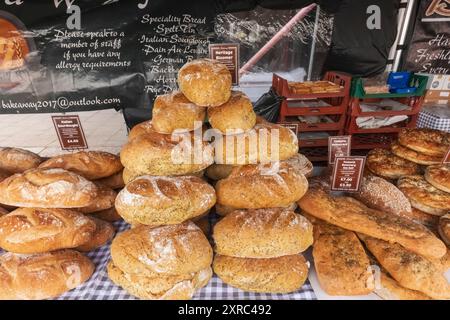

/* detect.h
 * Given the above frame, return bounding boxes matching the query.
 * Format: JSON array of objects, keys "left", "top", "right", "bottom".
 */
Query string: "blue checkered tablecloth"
[
  {"left": 417, "top": 107, "right": 450, "bottom": 132},
  {"left": 57, "top": 218, "right": 316, "bottom": 300}
]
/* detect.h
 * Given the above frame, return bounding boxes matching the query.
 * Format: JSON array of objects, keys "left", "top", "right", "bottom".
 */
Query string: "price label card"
[
  {"left": 209, "top": 43, "right": 240, "bottom": 86},
  {"left": 443, "top": 147, "right": 450, "bottom": 164},
  {"left": 52, "top": 115, "right": 88, "bottom": 151},
  {"left": 328, "top": 136, "right": 351, "bottom": 165},
  {"left": 331, "top": 156, "right": 366, "bottom": 192}
]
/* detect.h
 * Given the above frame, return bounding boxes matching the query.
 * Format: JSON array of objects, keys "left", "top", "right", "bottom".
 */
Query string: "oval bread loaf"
[{"left": 0, "top": 147, "right": 43, "bottom": 174}]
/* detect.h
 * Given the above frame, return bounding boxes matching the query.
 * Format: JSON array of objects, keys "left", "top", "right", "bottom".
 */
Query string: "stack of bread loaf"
[{"left": 0, "top": 148, "right": 124, "bottom": 299}]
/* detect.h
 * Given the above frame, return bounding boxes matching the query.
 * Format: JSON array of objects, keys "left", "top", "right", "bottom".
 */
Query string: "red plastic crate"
[
  {"left": 348, "top": 96, "right": 424, "bottom": 117},
  {"left": 278, "top": 114, "right": 346, "bottom": 132},
  {"left": 299, "top": 147, "right": 329, "bottom": 162},
  {"left": 351, "top": 133, "right": 398, "bottom": 150},
  {"left": 345, "top": 114, "right": 420, "bottom": 135}
]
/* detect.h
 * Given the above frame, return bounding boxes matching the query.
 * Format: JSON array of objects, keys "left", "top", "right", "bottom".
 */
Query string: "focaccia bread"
[
  {"left": 398, "top": 128, "right": 450, "bottom": 157},
  {"left": 425, "top": 164, "right": 450, "bottom": 194},
  {"left": 366, "top": 148, "right": 420, "bottom": 179},
  {"left": 0, "top": 168, "right": 98, "bottom": 208},
  {"left": 0, "top": 147, "right": 43, "bottom": 174},
  {"left": 178, "top": 58, "right": 232, "bottom": 107},
  {"left": 391, "top": 141, "right": 442, "bottom": 165},
  {"left": 397, "top": 175, "right": 450, "bottom": 216},
  {"left": 213, "top": 208, "right": 313, "bottom": 258},
  {"left": 297, "top": 187, "right": 446, "bottom": 260},
  {"left": 152, "top": 91, "right": 206, "bottom": 133},
  {"left": 0, "top": 207, "right": 96, "bottom": 254}
]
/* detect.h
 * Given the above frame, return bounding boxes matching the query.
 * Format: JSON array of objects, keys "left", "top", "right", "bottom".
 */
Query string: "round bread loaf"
[
  {"left": 213, "top": 208, "right": 313, "bottom": 258},
  {"left": 213, "top": 254, "right": 309, "bottom": 293},
  {"left": 78, "top": 185, "right": 116, "bottom": 214},
  {"left": 0, "top": 168, "right": 98, "bottom": 208},
  {"left": 95, "top": 170, "right": 125, "bottom": 190},
  {"left": 0, "top": 169, "right": 10, "bottom": 183},
  {"left": 0, "top": 147, "right": 43, "bottom": 174},
  {"left": 397, "top": 175, "right": 450, "bottom": 216},
  {"left": 391, "top": 141, "right": 442, "bottom": 165},
  {"left": 39, "top": 151, "right": 123, "bottom": 180},
  {"left": 205, "top": 164, "right": 234, "bottom": 181},
  {"left": 122, "top": 167, "right": 205, "bottom": 184},
  {"left": 178, "top": 58, "right": 232, "bottom": 107},
  {"left": 215, "top": 202, "right": 297, "bottom": 217},
  {"left": 110, "top": 222, "right": 213, "bottom": 276},
  {"left": 214, "top": 117, "right": 299, "bottom": 165},
  {"left": 76, "top": 217, "right": 115, "bottom": 252},
  {"left": 207, "top": 91, "right": 256, "bottom": 133},
  {"left": 425, "top": 164, "right": 450, "bottom": 194},
  {"left": 115, "top": 175, "right": 215, "bottom": 226},
  {"left": 438, "top": 214, "right": 450, "bottom": 246},
  {"left": 128, "top": 120, "right": 161, "bottom": 141},
  {"left": 0, "top": 250, "right": 94, "bottom": 300},
  {"left": 152, "top": 91, "right": 206, "bottom": 133},
  {"left": 120, "top": 130, "right": 214, "bottom": 176},
  {"left": 0, "top": 208, "right": 96, "bottom": 254},
  {"left": 366, "top": 148, "right": 420, "bottom": 179},
  {"left": 90, "top": 207, "right": 122, "bottom": 222},
  {"left": 108, "top": 262, "right": 211, "bottom": 300},
  {"left": 215, "top": 162, "right": 308, "bottom": 209},
  {"left": 354, "top": 175, "right": 412, "bottom": 216},
  {"left": 398, "top": 128, "right": 450, "bottom": 157},
  {"left": 284, "top": 153, "right": 313, "bottom": 177}
]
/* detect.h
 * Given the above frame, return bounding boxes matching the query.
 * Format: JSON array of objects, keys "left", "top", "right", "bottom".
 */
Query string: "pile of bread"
[
  {"left": 0, "top": 147, "right": 125, "bottom": 299},
  {"left": 298, "top": 127, "right": 450, "bottom": 300}
]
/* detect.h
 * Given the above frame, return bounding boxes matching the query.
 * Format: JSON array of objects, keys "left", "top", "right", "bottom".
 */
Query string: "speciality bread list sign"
[
  {"left": 331, "top": 156, "right": 366, "bottom": 192},
  {"left": 209, "top": 43, "right": 240, "bottom": 85},
  {"left": 52, "top": 115, "right": 88, "bottom": 150},
  {"left": 328, "top": 136, "right": 351, "bottom": 165}
]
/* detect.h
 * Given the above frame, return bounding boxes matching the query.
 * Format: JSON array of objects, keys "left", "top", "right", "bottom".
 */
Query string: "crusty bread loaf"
[
  {"left": 76, "top": 217, "right": 115, "bottom": 252},
  {"left": 374, "top": 272, "right": 431, "bottom": 300},
  {"left": 39, "top": 151, "right": 123, "bottom": 180},
  {"left": 398, "top": 128, "right": 450, "bottom": 157},
  {"left": 360, "top": 235, "right": 450, "bottom": 300},
  {"left": 0, "top": 147, "right": 43, "bottom": 174},
  {"left": 397, "top": 175, "right": 450, "bottom": 216},
  {"left": 0, "top": 250, "right": 94, "bottom": 300},
  {"left": 284, "top": 153, "right": 313, "bottom": 178},
  {"left": 0, "top": 207, "right": 96, "bottom": 254},
  {"left": 404, "top": 207, "right": 440, "bottom": 228},
  {"left": 205, "top": 164, "right": 234, "bottom": 181},
  {"left": 213, "top": 254, "right": 309, "bottom": 293},
  {"left": 90, "top": 207, "right": 122, "bottom": 222},
  {"left": 207, "top": 91, "right": 256, "bottom": 133},
  {"left": 425, "top": 164, "right": 450, "bottom": 194},
  {"left": 391, "top": 141, "right": 442, "bottom": 165},
  {"left": 297, "top": 187, "right": 446, "bottom": 260},
  {"left": 0, "top": 168, "right": 98, "bottom": 208},
  {"left": 78, "top": 185, "right": 116, "bottom": 214},
  {"left": 439, "top": 213, "right": 450, "bottom": 246},
  {"left": 120, "top": 130, "right": 214, "bottom": 176},
  {"left": 214, "top": 117, "right": 299, "bottom": 165},
  {"left": 366, "top": 148, "right": 420, "bottom": 179},
  {"left": 215, "top": 162, "right": 308, "bottom": 209},
  {"left": 215, "top": 202, "right": 297, "bottom": 217},
  {"left": 110, "top": 222, "right": 213, "bottom": 276},
  {"left": 0, "top": 169, "right": 10, "bottom": 183},
  {"left": 152, "top": 91, "right": 206, "bottom": 134},
  {"left": 354, "top": 175, "right": 412, "bottom": 216},
  {"left": 213, "top": 208, "right": 313, "bottom": 258},
  {"left": 178, "top": 58, "right": 232, "bottom": 107},
  {"left": 312, "top": 219, "right": 375, "bottom": 296},
  {"left": 122, "top": 167, "right": 205, "bottom": 184},
  {"left": 108, "top": 262, "right": 211, "bottom": 300},
  {"left": 95, "top": 170, "right": 125, "bottom": 190},
  {"left": 128, "top": 120, "right": 161, "bottom": 141},
  {"left": 115, "top": 175, "right": 216, "bottom": 226}
]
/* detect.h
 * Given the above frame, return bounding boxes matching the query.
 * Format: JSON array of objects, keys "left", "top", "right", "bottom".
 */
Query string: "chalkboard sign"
[{"left": 405, "top": 0, "right": 450, "bottom": 74}]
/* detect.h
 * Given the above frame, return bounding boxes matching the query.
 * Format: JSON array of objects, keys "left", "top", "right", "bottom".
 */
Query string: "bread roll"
[
  {"left": 398, "top": 128, "right": 450, "bottom": 157},
  {"left": 215, "top": 202, "right": 297, "bottom": 217},
  {"left": 312, "top": 220, "right": 375, "bottom": 296},
  {"left": 0, "top": 208, "right": 96, "bottom": 254},
  {"left": 213, "top": 208, "right": 313, "bottom": 258},
  {"left": 205, "top": 164, "right": 234, "bottom": 180},
  {"left": 297, "top": 187, "right": 446, "bottom": 260},
  {"left": 76, "top": 217, "right": 115, "bottom": 252},
  {"left": 178, "top": 58, "right": 232, "bottom": 107},
  {"left": 0, "top": 147, "right": 43, "bottom": 174},
  {"left": 108, "top": 262, "right": 211, "bottom": 300},
  {"left": 439, "top": 213, "right": 450, "bottom": 246},
  {"left": 0, "top": 250, "right": 94, "bottom": 300},
  {"left": 215, "top": 162, "right": 308, "bottom": 209},
  {"left": 95, "top": 170, "right": 125, "bottom": 190},
  {"left": 120, "top": 130, "right": 214, "bottom": 176},
  {"left": 213, "top": 254, "right": 309, "bottom": 294},
  {"left": 78, "top": 185, "right": 116, "bottom": 214},
  {"left": 354, "top": 175, "right": 412, "bottom": 216},
  {"left": 39, "top": 151, "right": 123, "bottom": 180},
  {"left": 152, "top": 91, "right": 206, "bottom": 133},
  {"left": 360, "top": 235, "right": 450, "bottom": 300},
  {"left": 207, "top": 91, "right": 256, "bottom": 133},
  {"left": 366, "top": 148, "right": 420, "bottom": 179},
  {"left": 391, "top": 141, "right": 442, "bottom": 165},
  {"left": 115, "top": 175, "right": 216, "bottom": 226},
  {"left": 0, "top": 168, "right": 98, "bottom": 208},
  {"left": 110, "top": 222, "right": 213, "bottom": 276},
  {"left": 90, "top": 207, "right": 122, "bottom": 222},
  {"left": 397, "top": 175, "right": 450, "bottom": 216},
  {"left": 374, "top": 272, "right": 431, "bottom": 300},
  {"left": 425, "top": 164, "right": 450, "bottom": 193},
  {"left": 214, "top": 117, "right": 299, "bottom": 165}
]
